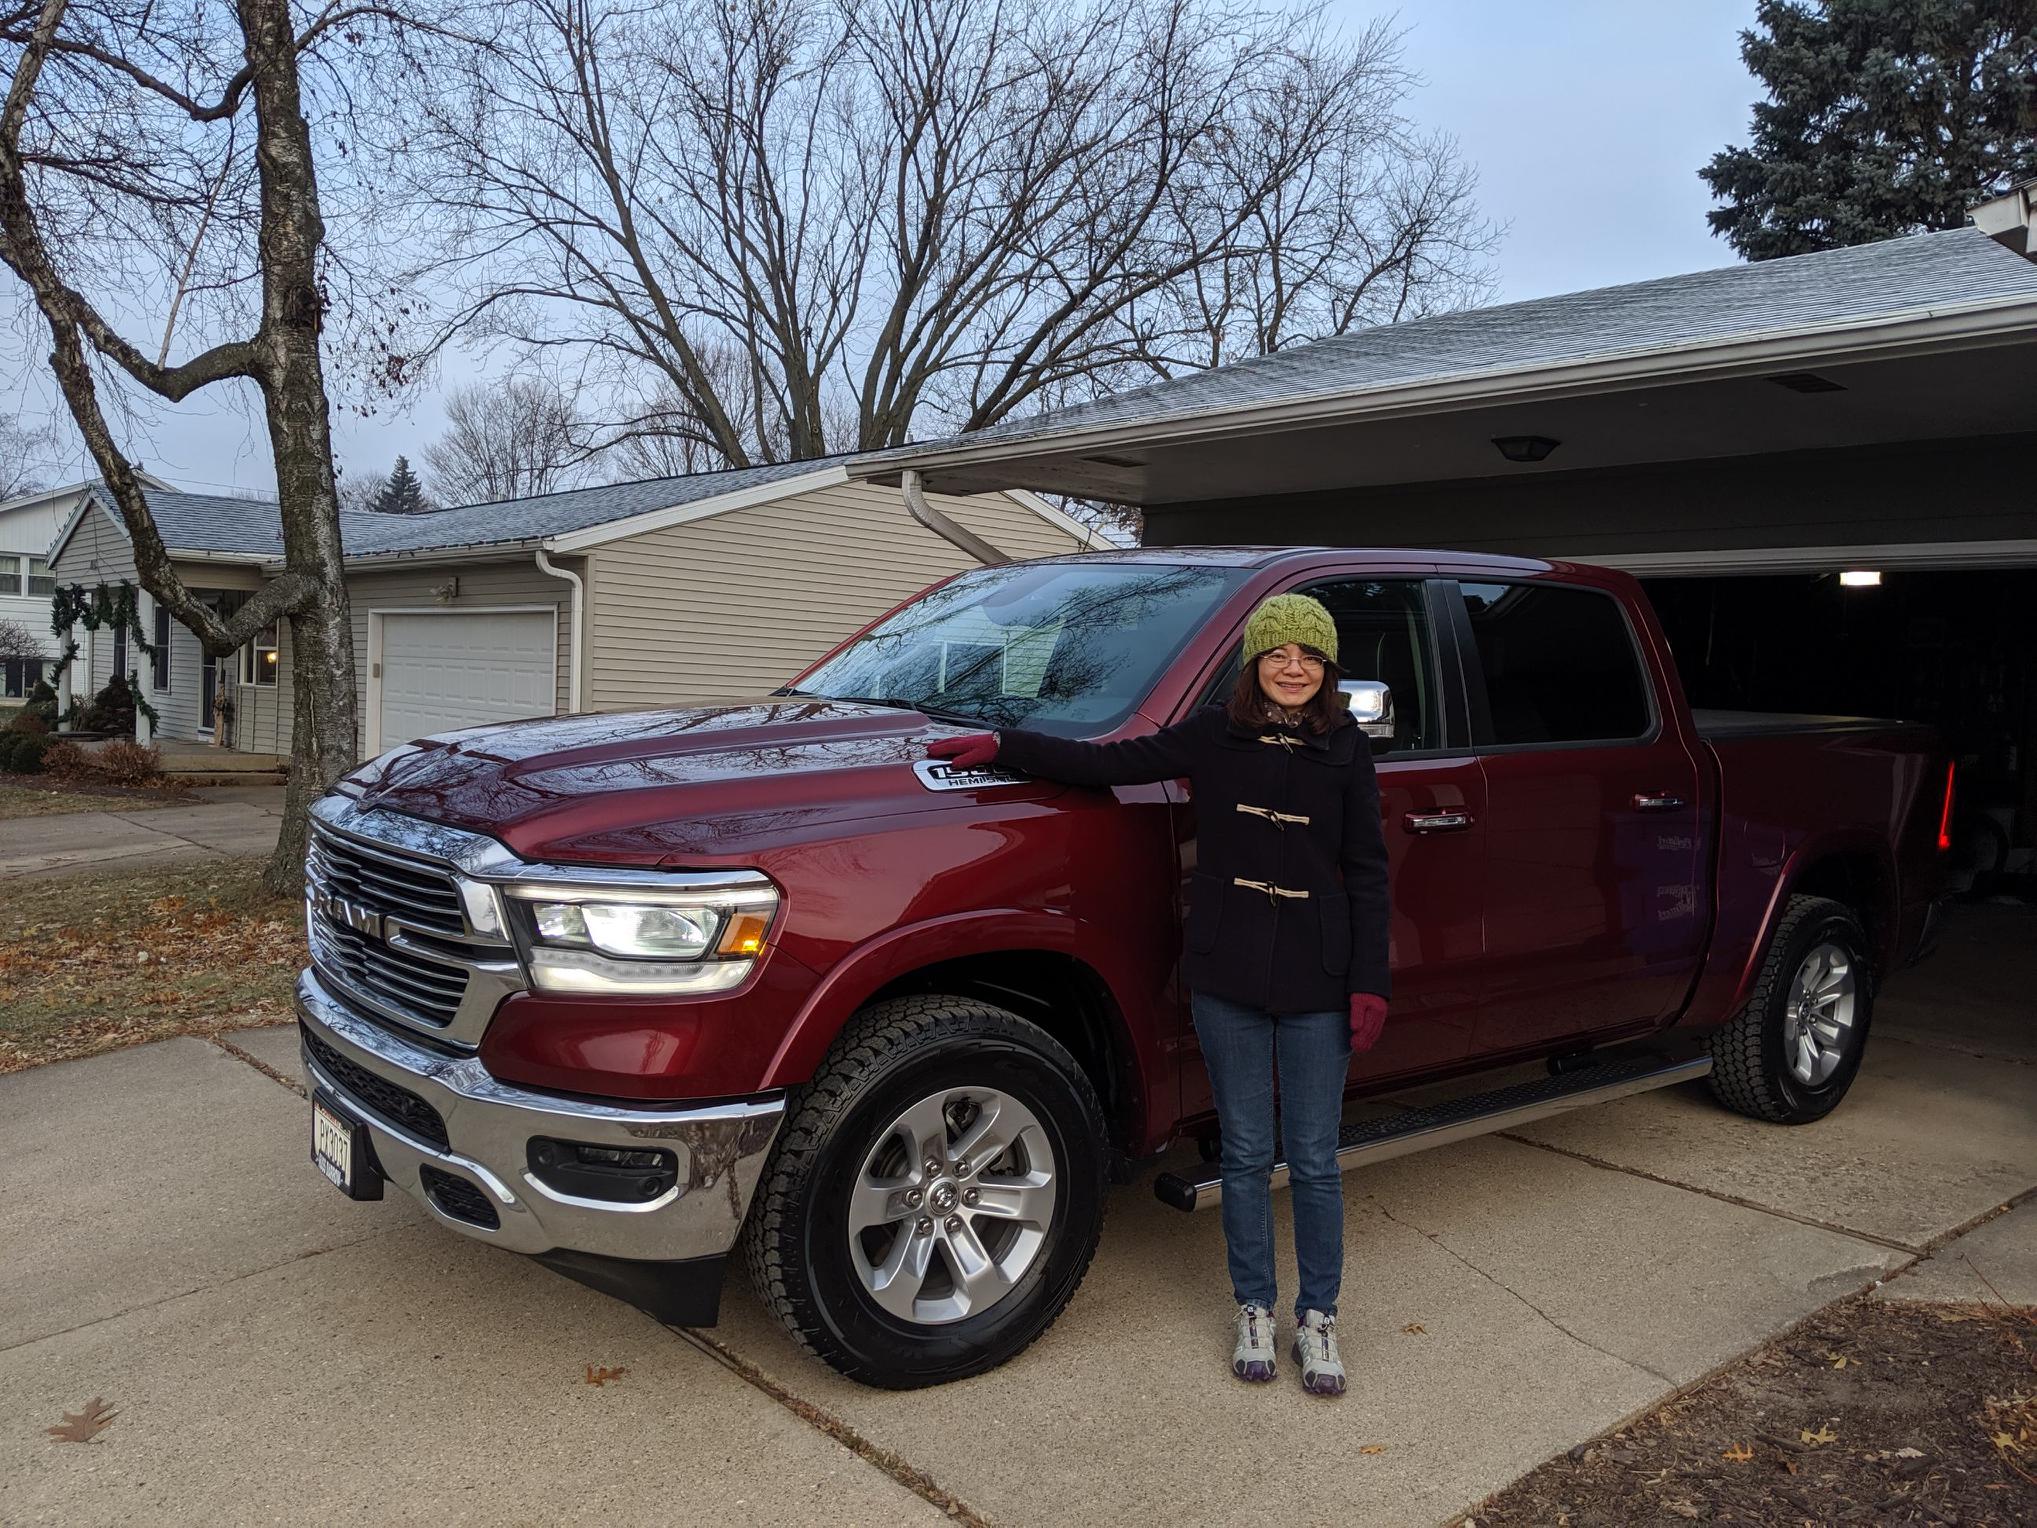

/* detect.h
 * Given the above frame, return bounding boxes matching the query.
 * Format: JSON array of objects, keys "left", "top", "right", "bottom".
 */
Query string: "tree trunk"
[{"left": 238, "top": 0, "right": 357, "bottom": 893}]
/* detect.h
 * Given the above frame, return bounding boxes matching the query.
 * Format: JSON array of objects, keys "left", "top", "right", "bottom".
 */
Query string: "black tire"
[
  {"left": 743, "top": 993, "right": 1108, "bottom": 1388},
  {"left": 1707, "top": 895, "right": 1874, "bottom": 1124}
]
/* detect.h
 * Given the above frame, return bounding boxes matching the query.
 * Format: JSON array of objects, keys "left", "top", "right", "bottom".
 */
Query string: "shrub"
[
  {"left": 1, "top": 732, "right": 49, "bottom": 774},
  {"left": 26, "top": 677, "right": 58, "bottom": 725},
  {"left": 7, "top": 709, "right": 49, "bottom": 735},
  {"left": 78, "top": 677, "right": 137, "bottom": 737},
  {"left": 39, "top": 739, "right": 91, "bottom": 781},
  {"left": 92, "top": 739, "right": 162, "bottom": 787}
]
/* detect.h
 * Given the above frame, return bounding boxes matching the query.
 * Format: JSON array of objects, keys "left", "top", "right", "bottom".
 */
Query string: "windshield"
[{"left": 793, "top": 561, "right": 1246, "bottom": 735}]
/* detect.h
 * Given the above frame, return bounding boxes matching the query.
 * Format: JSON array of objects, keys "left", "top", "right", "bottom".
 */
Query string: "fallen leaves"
[
  {"left": 1720, "top": 1443, "right": 1754, "bottom": 1462},
  {"left": 0, "top": 860, "right": 302, "bottom": 1074},
  {"left": 1358, "top": 1444, "right": 1387, "bottom": 1455},
  {"left": 584, "top": 1364, "right": 627, "bottom": 1387},
  {"left": 1828, "top": 1353, "right": 1856, "bottom": 1369},
  {"left": 1400, "top": 1322, "right": 1426, "bottom": 1335},
  {"left": 46, "top": 1397, "right": 115, "bottom": 1444},
  {"left": 1799, "top": 1424, "right": 1838, "bottom": 1446}
]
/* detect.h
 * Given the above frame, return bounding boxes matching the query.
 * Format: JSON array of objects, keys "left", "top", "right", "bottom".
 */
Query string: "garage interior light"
[{"left": 1838, "top": 570, "right": 1882, "bottom": 588}]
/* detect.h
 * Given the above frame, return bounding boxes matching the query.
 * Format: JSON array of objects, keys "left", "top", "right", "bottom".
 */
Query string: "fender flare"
[
  {"left": 761, "top": 908, "right": 1149, "bottom": 1093},
  {"left": 1731, "top": 828, "right": 1897, "bottom": 1011}
]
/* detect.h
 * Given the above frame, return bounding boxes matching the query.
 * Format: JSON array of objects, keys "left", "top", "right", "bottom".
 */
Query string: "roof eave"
[{"left": 846, "top": 292, "right": 2037, "bottom": 493}]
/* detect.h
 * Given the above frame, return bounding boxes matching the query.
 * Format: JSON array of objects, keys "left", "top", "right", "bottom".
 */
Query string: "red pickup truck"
[{"left": 297, "top": 548, "right": 1948, "bottom": 1387}]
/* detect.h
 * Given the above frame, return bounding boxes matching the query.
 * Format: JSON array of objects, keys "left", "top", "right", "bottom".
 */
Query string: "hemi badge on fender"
[{"left": 913, "top": 760, "right": 1032, "bottom": 792}]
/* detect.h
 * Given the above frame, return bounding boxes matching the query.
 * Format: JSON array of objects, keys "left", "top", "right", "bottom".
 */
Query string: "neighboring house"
[
  {"left": 45, "top": 459, "right": 1101, "bottom": 756},
  {"left": 0, "top": 473, "right": 173, "bottom": 698}
]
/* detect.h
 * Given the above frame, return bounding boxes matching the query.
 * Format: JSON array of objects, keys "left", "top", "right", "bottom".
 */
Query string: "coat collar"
[{"left": 1221, "top": 710, "right": 1351, "bottom": 754}]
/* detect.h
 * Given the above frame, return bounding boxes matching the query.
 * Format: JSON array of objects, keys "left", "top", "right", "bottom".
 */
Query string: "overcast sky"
[{"left": 4, "top": 0, "right": 1763, "bottom": 498}]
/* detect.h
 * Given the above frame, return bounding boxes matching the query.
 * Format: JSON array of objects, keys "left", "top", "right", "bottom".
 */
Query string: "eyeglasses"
[{"left": 1256, "top": 650, "right": 1325, "bottom": 672}]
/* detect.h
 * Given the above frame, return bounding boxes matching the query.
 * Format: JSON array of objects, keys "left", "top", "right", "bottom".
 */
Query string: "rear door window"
[{"left": 1455, "top": 581, "right": 1652, "bottom": 746}]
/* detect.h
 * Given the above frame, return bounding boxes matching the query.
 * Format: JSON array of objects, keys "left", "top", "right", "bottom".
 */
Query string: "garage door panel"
[{"left": 379, "top": 611, "right": 555, "bottom": 748}]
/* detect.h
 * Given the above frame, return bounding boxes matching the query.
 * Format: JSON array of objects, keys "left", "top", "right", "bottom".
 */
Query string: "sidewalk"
[{"left": 0, "top": 785, "right": 287, "bottom": 882}]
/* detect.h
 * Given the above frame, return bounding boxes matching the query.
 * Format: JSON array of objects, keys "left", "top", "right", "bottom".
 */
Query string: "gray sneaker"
[
  {"left": 1293, "top": 1309, "right": 1345, "bottom": 1396},
  {"left": 1232, "top": 1301, "right": 1277, "bottom": 1383}
]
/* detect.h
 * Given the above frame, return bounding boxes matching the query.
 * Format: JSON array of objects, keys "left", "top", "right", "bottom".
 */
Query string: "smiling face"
[{"left": 1256, "top": 644, "right": 1326, "bottom": 711}]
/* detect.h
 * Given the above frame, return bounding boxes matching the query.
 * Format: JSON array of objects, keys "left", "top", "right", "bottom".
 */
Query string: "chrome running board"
[{"left": 1153, "top": 1052, "right": 1712, "bottom": 1213}]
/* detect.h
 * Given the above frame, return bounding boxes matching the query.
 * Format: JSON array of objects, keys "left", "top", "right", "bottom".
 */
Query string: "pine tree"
[
  {"left": 1701, "top": 0, "right": 2037, "bottom": 261},
  {"left": 372, "top": 455, "right": 431, "bottom": 515}
]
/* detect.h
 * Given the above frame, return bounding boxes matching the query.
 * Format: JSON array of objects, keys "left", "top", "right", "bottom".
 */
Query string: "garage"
[
  {"left": 855, "top": 192, "right": 2037, "bottom": 1063},
  {"left": 372, "top": 608, "right": 557, "bottom": 751}
]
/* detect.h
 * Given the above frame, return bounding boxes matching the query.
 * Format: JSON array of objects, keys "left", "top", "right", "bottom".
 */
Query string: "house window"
[
  {"left": 152, "top": 605, "right": 172, "bottom": 691},
  {"left": 26, "top": 556, "right": 53, "bottom": 598},
  {"left": 112, "top": 623, "right": 128, "bottom": 683},
  {"left": 241, "top": 618, "right": 279, "bottom": 686},
  {"left": 0, "top": 554, "right": 18, "bottom": 595},
  {"left": 3, "top": 657, "right": 44, "bottom": 698}
]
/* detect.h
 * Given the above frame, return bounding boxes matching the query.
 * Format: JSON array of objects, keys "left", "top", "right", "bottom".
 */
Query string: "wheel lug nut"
[
  {"left": 915, "top": 1216, "right": 932, "bottom": 1235},
  {"left": 905, "top": 1188, "right": 922, "bottom": 1208},
  {"left": 924, "top": 1159, "right": 942, "bottom": 1178},
  {"left": 963, "top": 1188, "right": 979, "bottom": 1206},
  {"left": 953, "top": 1160, "right": 970, "bottom": 1178},
  {"left": 945, "top": 1215, "right": 961, "bottom": 1233}
]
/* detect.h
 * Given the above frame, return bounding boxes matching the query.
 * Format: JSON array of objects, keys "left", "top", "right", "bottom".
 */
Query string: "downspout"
[
  {"left": 534, "top": 547, "right": 584, "bottom": 712},
  {"left": 903, "top": 468, "right": 1007, "bottom": 566}
]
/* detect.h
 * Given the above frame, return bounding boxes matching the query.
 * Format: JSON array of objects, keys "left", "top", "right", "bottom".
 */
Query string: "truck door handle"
[
  {"left": 1632, "top": 793, "right": 1687, "bottom": 812},
  {"left": 1403, "top": 810, "right": 1474, "bottom": 834}
]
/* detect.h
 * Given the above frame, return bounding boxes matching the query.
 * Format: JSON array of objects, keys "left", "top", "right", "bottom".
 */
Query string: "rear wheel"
[
  {"left": 1707, "top": 895, "right": 1873, "bottom": 1124},
  {"left": 744, "top": 994, "right": 1107, "bottom": 1388}
]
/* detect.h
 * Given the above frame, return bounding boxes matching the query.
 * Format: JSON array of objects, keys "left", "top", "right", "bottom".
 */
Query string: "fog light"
[{"left": 527, "top": 1138, "right": 679, "bottom": 1204}]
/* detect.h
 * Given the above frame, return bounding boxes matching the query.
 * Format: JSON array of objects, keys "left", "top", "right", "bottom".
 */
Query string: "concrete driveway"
[
  {"left": 0, "top": 785, "right": 286, "bottom": 881},
  {"left": 2, "top": 907, "right": 2031, "bottom": 1527}
]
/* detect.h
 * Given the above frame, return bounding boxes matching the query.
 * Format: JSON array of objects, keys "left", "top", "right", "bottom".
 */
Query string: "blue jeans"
[{"left": 1190, "top": 991, "right": 1351, "bottom": 1318}]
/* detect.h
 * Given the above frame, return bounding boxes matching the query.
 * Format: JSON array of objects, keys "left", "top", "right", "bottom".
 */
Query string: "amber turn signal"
[{"left": 717, "top": 909, "right": 773, "bottom": 957}]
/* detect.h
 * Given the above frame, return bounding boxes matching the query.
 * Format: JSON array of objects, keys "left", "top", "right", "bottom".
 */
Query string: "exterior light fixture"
[
  {"left": 1838, "top": 570, "right": 1881, "bottom": 588},
  {"left": 1492, "top": 436, "right": 1560, "bottom": 463}
]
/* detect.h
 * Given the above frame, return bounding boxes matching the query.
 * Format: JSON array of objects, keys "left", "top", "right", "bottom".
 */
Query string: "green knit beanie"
[{"left": 1242, "top": 593, "right": 1338, "bottom": 665}]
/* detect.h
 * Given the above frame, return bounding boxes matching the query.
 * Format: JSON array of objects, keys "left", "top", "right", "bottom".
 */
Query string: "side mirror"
[{"left": 1339, "top": 679, "right": 1394, "bottom": 740}]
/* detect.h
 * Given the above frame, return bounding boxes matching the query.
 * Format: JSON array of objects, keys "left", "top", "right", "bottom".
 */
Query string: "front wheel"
[
  {"left": 744, "top": 994, "right": 1107, "bottom": 1388},
  {"left": 1707, "top": 894, "right": 1873, "bottom": 1124}
]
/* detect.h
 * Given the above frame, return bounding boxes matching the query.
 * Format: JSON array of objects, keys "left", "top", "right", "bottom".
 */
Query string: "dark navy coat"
[{"left": 994, "top": 705, "right": 1391, "bottom": 1013}]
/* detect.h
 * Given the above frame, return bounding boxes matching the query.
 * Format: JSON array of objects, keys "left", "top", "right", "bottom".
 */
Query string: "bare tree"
[
  {"left": 0, "top": 0, "right": 384, "bottom": 891},
  {"left": 422, "top": 375, "right": 594, "bottom": 502},
  {"left": 402, "top": 0, "right": 1496, "bottom": 465},
  {"left": 0, "top": 412, "right": 55, "bottom": 497}
]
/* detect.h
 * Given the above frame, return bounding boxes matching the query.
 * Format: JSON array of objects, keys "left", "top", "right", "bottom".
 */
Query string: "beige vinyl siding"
[
  {"left": 344, "top": 558, "right": 578, "bottom": 759},
  {"left": 584, "top": 482, "right": 1088, "bottom": 709}
]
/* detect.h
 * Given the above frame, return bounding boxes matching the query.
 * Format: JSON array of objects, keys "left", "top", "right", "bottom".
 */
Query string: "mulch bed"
[{"left": 1465, "top": 1297, "right": 2037, "bottom": 1526}]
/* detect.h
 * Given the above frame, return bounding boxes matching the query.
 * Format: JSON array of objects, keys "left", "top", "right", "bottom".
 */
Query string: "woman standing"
[{"left": 926, "top": 592, "right": 1391, "bottom": 1397}]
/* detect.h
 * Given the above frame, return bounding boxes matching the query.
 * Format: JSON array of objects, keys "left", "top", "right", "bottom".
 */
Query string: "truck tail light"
[{"left": 1936, "top": 760, "right": 1955, "bottom": 852}]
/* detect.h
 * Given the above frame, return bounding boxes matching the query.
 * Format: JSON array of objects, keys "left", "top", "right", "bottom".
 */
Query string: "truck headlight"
[{"left": 500, "top": 876, "right": 779, "bottom": 996}]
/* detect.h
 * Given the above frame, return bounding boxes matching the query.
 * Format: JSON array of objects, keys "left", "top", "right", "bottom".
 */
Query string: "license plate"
[{"left": 311, "top": 1093, "right": 382, "bottom": 1200}]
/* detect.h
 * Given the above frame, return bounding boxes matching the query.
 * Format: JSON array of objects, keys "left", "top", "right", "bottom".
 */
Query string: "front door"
[
  {"left": 1173, "top": 573, "right": 1484, "bottom": 1120},
  {"left": 1448, "top": 578, "right": 1707, "bottom": 1054}
]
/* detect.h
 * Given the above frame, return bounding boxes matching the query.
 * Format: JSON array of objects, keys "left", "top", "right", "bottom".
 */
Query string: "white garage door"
[{"left": 377, "top": 611, "right": 556, "bottom": 748}]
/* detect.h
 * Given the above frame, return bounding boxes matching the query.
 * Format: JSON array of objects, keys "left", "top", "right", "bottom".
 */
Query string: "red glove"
[
  {"left": 927, "top": 732, "right": 1000, "bottom": 770},
  {"left": 1349, "top": 993, "right": 1388, "bottom": 1053}
]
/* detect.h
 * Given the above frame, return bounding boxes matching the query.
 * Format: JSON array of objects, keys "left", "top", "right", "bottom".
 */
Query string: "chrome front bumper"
[{"left": 295, "top": 969, "right": 784, "bottom": 1267}]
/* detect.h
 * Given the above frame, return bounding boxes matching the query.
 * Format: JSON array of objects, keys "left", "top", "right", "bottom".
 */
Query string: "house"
[
  {"left": 0, "top": 472, "right": 172, "bottom": 699},
  {"left": 44, "top": 459, "right": 1100, "bottom": 757}
]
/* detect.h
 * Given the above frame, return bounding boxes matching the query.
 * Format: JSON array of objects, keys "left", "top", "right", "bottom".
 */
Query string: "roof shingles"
[{"left": 873, "top": 227, "right": 2037, "bottom": 459}]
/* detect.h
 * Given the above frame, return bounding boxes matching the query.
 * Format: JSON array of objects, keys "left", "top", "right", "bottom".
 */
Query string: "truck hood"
[{"left": 348, "top": 698, "right": 1050, "bottom": 863}]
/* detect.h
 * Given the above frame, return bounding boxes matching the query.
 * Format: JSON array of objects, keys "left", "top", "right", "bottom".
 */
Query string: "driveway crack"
[{"left": 1374, "top": 1201, "right": 1677, "bottom": 1388}]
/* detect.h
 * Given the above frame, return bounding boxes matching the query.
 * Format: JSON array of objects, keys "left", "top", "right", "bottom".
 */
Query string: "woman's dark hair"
[{"left": 1227, "top": 648, "right": 1345, "bottom": 734}]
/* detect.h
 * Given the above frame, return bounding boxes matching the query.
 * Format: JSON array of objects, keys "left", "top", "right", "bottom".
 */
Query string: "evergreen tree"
[
  {"left": 371, "top": 456, "right": 431, "bottom": 515},
  {"left": 1701, "top": 0, "right": 2037, "bottom": 261}
]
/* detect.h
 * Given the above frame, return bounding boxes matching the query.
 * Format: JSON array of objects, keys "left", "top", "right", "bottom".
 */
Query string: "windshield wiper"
[{"left": 789, "top": 691, "right": 979, "bottom": 727}]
